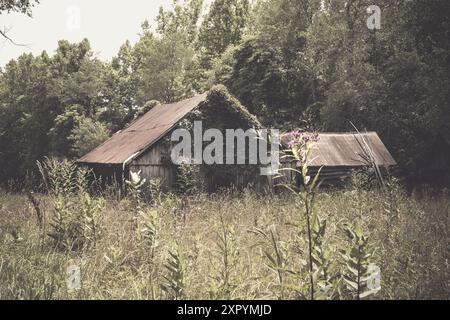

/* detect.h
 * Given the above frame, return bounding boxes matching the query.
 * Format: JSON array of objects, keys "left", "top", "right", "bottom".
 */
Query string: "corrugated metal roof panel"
[
  {"left": 78, "top": 92, "right": 208, "bottom": 164},
  {"left": 308, "top": 132, "right": 396, "bottom": 167}
]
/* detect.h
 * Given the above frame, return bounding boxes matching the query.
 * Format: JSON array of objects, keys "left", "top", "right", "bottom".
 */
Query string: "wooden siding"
[
  {"left": 130, "top": 141, "right": 176, "bottom": 191},
  {"left": 274, "top": 161, "right": 376, "bottom": 188}
]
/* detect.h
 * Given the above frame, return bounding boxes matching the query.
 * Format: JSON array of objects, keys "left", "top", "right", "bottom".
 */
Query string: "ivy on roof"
[{"left": 205, "top": 85, "right": 262, "bottom": 129}]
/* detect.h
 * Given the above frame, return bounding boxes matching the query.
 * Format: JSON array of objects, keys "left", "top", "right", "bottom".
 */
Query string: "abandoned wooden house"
[
  {"left": 77, "top": 87, "right": 265, "bottom": 192},
  {"left": 77, "top": 87, "right": 396, "bottom": 192}
]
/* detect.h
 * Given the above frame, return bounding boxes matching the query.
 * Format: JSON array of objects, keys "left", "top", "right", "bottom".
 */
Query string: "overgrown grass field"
[{"left": 0, "top": 171, "right": 448, "bottom": 300}]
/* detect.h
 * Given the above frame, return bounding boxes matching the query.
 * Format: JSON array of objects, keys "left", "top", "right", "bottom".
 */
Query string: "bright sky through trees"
[{"left": 0, "top": 0, "right": 211, "bottom": 66}]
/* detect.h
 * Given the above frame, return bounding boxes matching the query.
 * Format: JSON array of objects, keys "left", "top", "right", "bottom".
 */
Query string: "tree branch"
[{"left": 0, "top": 27, "right": 28, "bottom": 46}]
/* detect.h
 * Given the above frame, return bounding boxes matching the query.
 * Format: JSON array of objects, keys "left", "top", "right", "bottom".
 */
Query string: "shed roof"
[
  {"left": 307, "top": 132, "right": 396, "bottom": 167},
  {"left": 78, "top": 92, "right": 208, "bottom": 165}
]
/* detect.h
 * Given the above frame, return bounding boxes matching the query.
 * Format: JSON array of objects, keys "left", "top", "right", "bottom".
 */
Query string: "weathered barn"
[
  {"left": 77, "top": 87, "right": 264, "bottom": 192},
  {"left": 280, "top": 132, "right": 397, "bottom": 185}
]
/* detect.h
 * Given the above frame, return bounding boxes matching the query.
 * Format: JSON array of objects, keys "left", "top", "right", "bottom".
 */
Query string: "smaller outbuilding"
[{"left": 280, "top": 132, "right": 397, "bottom": 185}]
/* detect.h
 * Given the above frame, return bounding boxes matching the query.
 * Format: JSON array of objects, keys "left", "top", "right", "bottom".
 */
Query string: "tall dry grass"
[{"left": 0, "top": 173, "right": 448, "bottom": 299}]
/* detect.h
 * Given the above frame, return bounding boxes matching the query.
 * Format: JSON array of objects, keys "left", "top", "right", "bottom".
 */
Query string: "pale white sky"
[{"left": 0, "top": 0, "right": 210, "bottom": 67}]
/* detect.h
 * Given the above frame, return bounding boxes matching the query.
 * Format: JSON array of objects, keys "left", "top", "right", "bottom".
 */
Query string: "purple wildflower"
[{"left": 284, "top": 131, "right": 320, "bottom": 149}]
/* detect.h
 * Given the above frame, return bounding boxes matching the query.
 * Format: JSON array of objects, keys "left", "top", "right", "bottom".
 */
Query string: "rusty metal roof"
[
  {"left": 78, "top": 91, "right": 395, "bottom": 168},
  {"left": 308, "top": 132, "right": 396, "bottom": 167},
  {"left": 78, "top": 92, "right": 208, "bottom": 164}
]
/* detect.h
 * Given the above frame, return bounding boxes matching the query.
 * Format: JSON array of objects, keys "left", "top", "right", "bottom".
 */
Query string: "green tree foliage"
[
  {"left": 211, "top": 37, "right": 314, "bottom": 127},
  {"left": 210, "top": 0, "right": 321, "bottom": 127},
  {"left": 48, "top": 105, "right": 83, "bottom": 156},
  {"left": 134, "top": 100, "right": 161, "bottom": 120},
  {"left": 0, "top": 0, "right": 449, "bottom": 188},
  {"left": 68, "top": 116, "right": 110, "bottom": 158},
  {"left": 156, "top": 0, "right": 204, "bottom": 41},
  {"left": 132, "top": 1, "right": 205, "bottom": 104},
  {"left": 103, "top": 41, "right": 138, "bottom": 131},
  {"left": 198, "top": 0, "right": 250, "bottom": 68},
  {"left": 0, "top": 39, "right": 115, "bottom": 180},
  {"left": 0, "top": 52, "right": 55, "bottom": 179},
  {"left": 134, "top": 30, "right": 197, "bottom": 104},
  {"left": 0, "top": 0, "right": 38, "bottom": 14},
  {"left": 0, "top": 0, "right": 39, "bottom": 42},
  {"left": 212, "top": 0, "right": 450, "bottom": 187},
  {"left": 305, "top": 0, "right": 450, "bottom": 187}
]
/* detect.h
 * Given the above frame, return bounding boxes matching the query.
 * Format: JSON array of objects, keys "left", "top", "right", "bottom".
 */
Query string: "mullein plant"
[{"left": 277, "top": 131, "right": 329, "bottom": 300}]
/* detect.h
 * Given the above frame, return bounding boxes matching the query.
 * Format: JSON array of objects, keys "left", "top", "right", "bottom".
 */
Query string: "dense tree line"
[{"left": 0, "top": 0, "right": 449, "bottom": 188}]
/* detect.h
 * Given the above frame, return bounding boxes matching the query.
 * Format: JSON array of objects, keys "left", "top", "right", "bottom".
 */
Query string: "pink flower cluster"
[{"left": 284, "top": 130, "right": 320, "bottom": 149}]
